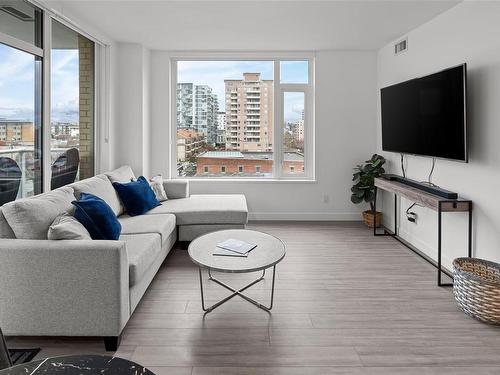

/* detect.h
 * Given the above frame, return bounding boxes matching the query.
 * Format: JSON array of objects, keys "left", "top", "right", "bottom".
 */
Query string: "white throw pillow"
[
  {"left": 149, "top": 175, "right": 168, "bottom": 202},
  {"left": 48, "top": 213, "right": 91, "bottom": 240},
  {"left": 2, "top": 186, "right": 75, "bottom": 240}
]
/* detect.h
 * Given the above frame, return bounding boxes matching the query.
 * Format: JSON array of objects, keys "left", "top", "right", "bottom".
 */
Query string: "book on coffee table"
[
  {"left": 216, "top": 238, "right": 257, "bottom": 255},
  {"left": 212, "top": 247, "right": 249, "bottom": 257}
]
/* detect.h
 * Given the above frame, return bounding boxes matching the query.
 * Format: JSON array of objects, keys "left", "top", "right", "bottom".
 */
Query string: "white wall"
[
  {"left": 113, "top": 42, "right": 152, "bottom": 176},
  {"left": 377, "top": 2, "right": 500, "bottom": 269},
  {"left": 150, "top": 50, "right": 378, "bottom": 220}
]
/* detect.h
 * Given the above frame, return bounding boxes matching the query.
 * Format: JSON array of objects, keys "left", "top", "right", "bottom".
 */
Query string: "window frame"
[{"left": 170, "top": 52, "right": 315, "bottom": 181}]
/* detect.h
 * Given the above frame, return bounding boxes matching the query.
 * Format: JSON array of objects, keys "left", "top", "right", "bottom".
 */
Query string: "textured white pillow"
[
  {"left": 149, "top": 175, "right": 168, "bottom": 202},
  {"left": 48, "top": 213, "right": 91, "bottom": 240},
  {"left": 2, "top": 186, "right": 75, "bottom": 240}
]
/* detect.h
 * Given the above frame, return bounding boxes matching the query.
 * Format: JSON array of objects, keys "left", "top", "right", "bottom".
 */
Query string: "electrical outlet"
[
  {"left": 407, "top": 212, "right": 417, "bottom": 223},
  {"left": 323, "top": 194, "right": 329, "bottom": 203}
]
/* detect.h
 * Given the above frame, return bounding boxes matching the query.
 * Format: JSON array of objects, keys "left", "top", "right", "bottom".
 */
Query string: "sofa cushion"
[
  {"left": 70, "top": 175, "right": 123, "bottom": 216},
  {"left": 2, "top": 187, "right": 75, "bottom": 239},
  {"left": 120, "top": 233, "right": 162, "bottom": 286},
  {"left": 105, "top": 165, "right": 136, "bottom": 184},
  {"left": 0, "top": 208, "right": 15, "bottom": 239},
  {"left": 48, "top": 213, "right": 92, "bottom": 240},
  {"left": 118, "top": 213, "right": 176, "bottom": 245},
  {"left": 145, "top": 194, "right": 248, "bottom": 225}
]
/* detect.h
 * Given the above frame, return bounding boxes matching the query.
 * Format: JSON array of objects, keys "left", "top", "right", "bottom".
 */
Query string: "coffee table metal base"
[{"left": 198, "top": 266, "right": 276, "bottom": 313}]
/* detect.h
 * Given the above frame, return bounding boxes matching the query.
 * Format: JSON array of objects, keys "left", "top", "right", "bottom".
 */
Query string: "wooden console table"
[{"left": 373, "top": 177, "right": 472, "bottom": 286}]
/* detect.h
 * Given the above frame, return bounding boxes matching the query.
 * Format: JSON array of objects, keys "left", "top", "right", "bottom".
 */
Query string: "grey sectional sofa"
[{"left": 0, "top": 166, "right": 247, "bottom": 350}]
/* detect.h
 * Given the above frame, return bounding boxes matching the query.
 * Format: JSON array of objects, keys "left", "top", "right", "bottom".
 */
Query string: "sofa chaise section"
[{"left": 147, "top": 188, "right": 248, "bottom": 241}]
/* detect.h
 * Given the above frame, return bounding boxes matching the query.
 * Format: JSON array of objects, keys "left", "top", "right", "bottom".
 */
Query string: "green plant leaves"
[
  {"left": 351, "top": 194, "right": 363, "bottom": 204},
  {"left": 350, "top": 153, "right": 386, "bottom": 206}
]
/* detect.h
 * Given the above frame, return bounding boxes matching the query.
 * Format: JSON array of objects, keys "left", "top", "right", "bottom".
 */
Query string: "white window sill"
[{"left": 176, "top": 177, "right": 317, "bottom": 183}]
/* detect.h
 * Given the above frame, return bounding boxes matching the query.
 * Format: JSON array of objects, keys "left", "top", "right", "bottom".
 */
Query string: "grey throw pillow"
[
  {"left": 2, "top": 186, "right": 75, "bottom": 239},
  {"left": 48, "top": 213, "right": 91, "bottom": 240}
]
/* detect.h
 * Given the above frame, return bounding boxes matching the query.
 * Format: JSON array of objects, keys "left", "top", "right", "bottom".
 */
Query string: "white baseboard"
[
  {"left": 248, "top": 212, "right": 362, "bottom": 221},
  {"left": 397, "top": 227, "right": 455, "bottom": 269}
]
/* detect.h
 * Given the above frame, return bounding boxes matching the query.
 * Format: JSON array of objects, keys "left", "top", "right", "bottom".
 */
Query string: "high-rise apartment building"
[
  {"left": 216, "top": 111, "right": 226, "bottom": 146},
  {"left": 224, "top": 73, "right": 273, "bottom": 152},
  {"left": 293, "top": 109, "right": 305, "bottom": 142},
  {"left": 177, "top": 83, "right": 219, "bottom": 145},
  {"left": 177, "top": 83, "right": 194, "bottom": 129}
]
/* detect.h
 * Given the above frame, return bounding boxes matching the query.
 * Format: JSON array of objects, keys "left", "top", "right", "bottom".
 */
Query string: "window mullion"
[
  {"left": 42, "top": 13, "right": 52, "bottom": 193},
  {"left": 274, "top": 60, "right": 282, "bottom": 179}
]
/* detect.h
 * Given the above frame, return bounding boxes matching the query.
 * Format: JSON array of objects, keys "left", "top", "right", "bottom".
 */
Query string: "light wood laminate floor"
[{"left": 7, "top": 222, "right": 500, "bottom": 374}]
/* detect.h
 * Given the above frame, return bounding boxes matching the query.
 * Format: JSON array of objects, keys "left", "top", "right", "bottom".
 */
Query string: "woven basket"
[
  {"left": 362, "top": 210, "right": 382, "bottom": 228},
  {"left": 453, "top": 257, "right": 500, "bottom": 325}
]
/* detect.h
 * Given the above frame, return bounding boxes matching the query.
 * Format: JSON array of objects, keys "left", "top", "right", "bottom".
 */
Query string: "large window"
[
  {"left": 0, "top": 1, "right": 98, "bottom": 206},
  {"left": 173, "top": 57, "right": 314, "bottom": 179},
  {"left": 0, "top": 2, "right": 43, "bottom": 202},
  {"left": 51, "top": 20, "right": 95, "bottom": 188}
]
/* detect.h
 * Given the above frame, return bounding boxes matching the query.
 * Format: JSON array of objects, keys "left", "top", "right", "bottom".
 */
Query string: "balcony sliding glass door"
[
  {"left": 51, "top": 20, "right": 95, "bottom": 189},
  {"left": 0, "top": 2, "right": 43, "bottom": 203},
  {"left": 0, "top": 1, "right": 97, "bottom": 205}
]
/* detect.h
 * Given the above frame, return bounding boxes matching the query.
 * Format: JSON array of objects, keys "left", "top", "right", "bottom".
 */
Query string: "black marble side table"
[{"left": 0, "top": 355, "right": 155, "bottom": 375}]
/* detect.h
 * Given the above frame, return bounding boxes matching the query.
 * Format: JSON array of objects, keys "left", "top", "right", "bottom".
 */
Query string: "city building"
[
  {"left": 196, "top": 150, "right": 303, "bottom": 176},
  {"left": 0, "top": 121, "right": 34, "bottom": 146},
  {"left": 177, "top": 128, "right": 205, "bottom": 162},
  {"left": 225, "top": 73, "right": 273, "bottom": 152},
  {"left": 216, "top": 111, "right": 226, "bottom": 146},
  {"left": 177, "top": 83, "right": 219, "bottom": 145},
  {"left": 293, "top": 110, "right": 305, "bottom": 142},
  {"left": 176, "top": 83, "right": 194, "bottom": 129}
]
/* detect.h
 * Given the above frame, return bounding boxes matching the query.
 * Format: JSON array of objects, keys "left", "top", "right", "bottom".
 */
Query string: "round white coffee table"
[{"left": 188, "top": 229, "right": 286, "bottom": 313}]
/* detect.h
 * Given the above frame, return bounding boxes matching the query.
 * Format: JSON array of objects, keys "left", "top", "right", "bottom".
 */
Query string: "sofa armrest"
[
  {"left": 163, "top": 179, "right": 190, "bottom": 199},
  {"left": 0, "top": 239, "right": 129, "bottom": 337}
]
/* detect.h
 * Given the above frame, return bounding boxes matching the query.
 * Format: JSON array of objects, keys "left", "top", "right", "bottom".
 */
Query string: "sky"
[
  {"left": 178, "top": 60, "right": 308, "bottom": 123},
  {"left": 1, "top": 48, "right": 308, "bottom": 125},
  {"left": 0, "top": 43, "right": 79, "bottom": 124}
]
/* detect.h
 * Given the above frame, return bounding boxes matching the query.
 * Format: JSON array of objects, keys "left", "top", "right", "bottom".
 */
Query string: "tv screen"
[{"left": 381, "top": 64, "right": 467, "bottom": 161}]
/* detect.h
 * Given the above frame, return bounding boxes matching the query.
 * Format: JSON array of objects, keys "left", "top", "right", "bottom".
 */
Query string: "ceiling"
[{"left": 48, "top": 0, "right": 461, "bottom": 51}]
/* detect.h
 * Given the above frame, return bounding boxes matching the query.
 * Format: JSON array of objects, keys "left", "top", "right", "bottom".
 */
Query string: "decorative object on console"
[
  {"left": 48, "top": 213, "right": 91, "bottom": 240},
  {"left": 453, "top": 257, "right": 500, "bottom": 325},
  {"left": 72, "top": 193, "right": 122, "bottom": 240},
  {"left": 112, "top": 176, "right": 160, "bottom": 216},
  {"left": 350, "top": 154, "right": 386, "bottom": 228},
  {"left": 149, "top": 175, "right": 168, "bottom": 202}
]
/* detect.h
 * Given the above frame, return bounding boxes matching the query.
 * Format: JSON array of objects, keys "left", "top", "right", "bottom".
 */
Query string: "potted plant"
[{"left": 351, "top": 154, "right": 386, "bottom": 228}]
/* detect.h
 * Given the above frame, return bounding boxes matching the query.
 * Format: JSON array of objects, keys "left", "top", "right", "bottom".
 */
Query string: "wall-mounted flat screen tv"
[{"left": 381, "top": 64, "right": 467, "bottom": 162}]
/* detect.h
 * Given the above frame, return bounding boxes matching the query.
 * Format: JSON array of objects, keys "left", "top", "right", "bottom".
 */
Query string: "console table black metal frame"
[{"left": 373, "top": 177, "right": 472, "bottom": 287}]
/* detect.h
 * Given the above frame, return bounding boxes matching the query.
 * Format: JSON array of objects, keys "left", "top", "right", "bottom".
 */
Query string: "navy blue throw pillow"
[
  {"left": 112, "top": 176, "right": 160, "bottom": 216},
  {"left": 72, "top": 193, "right": 122, "bottom": 240}
]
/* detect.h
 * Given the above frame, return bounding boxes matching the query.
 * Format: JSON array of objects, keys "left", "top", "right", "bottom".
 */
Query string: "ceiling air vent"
[
  {"left": 394, "top": 38, "right": 408, "bottom": 55},
  {"left": 0, "top": 6, "right": 34, "bottom": 21}
]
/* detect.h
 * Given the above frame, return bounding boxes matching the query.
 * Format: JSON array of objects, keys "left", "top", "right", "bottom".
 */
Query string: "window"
[
  {"left": 51, "top": 20, "right": 95, "bottom": 187},
  {"left": 204, "top": 166, "right": 208, "bottom": 173},
  {"left": 0, "top": 2, "right": 43, "bottom": 202},
  {"left": 173, "top": 57, "right": 313, "bottom": 179},
  {"left": 0, "top": 3, "right": 100, "bottom": 206}
]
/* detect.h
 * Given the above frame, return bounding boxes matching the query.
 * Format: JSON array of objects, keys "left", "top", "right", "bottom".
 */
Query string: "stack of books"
[{"left": 213, "top": 238, "right": 257, "bottom": 257}]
